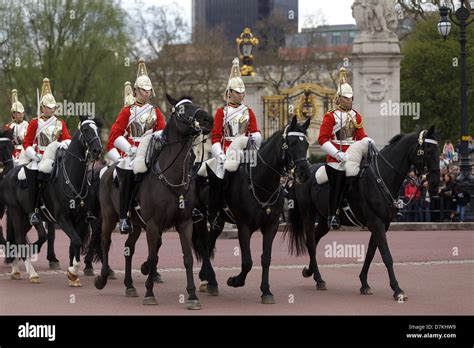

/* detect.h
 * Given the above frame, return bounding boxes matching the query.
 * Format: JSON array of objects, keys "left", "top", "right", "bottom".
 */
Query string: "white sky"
[{"left": 122, "top": 0, "right": 356, "bottom": 30}]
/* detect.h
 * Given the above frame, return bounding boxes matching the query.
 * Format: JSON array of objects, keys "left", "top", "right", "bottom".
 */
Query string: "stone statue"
[{"left": 352, "top": 0, "right": 398, "bottom": 36}]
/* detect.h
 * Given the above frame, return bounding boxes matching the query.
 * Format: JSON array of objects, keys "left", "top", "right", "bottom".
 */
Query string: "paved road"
[{"left": 1, "top": 229, "right": 472, "bottom": 315}]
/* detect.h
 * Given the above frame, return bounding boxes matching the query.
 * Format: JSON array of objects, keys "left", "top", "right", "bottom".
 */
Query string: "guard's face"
[
  {"left": 228, "top": 89, "right": 245, "bottom": 104},
  {"left": 338, "top": 96, "right": 352, "bottom": 110},
  {"left": 12, "top": 111, "right": 24, "bottom": 123},
  {"left": 41, "top": 106, "right": 55, "bottom": 117},
  {"left": 136, "top": 88, "right": 152, "bottom": 102}
]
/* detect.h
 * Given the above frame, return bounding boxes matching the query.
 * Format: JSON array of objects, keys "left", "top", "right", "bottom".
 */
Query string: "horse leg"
[
  {"left": 46, "top": 222, "right": 60, "bottom": 270},
  {"left": 196, "top": 220, "right": 219, "bottom": 295},
  {"left": 143, "top": 221, "right": 161, "bottom": 305},
  {"left": 94, "top": 217, "right": 114, "bottom": 290},
  {"left": 24, "top": 255, "right": 40, "bottom": 284},
  {"left": 359, "top": 234, "right": 377, "bottom": 295},
  {"left": 83, "top": 223, "right": 95, "bottom": 276},
  {"left": 227, "top": 225, "right": 252, "bottom": 288},
  {"left": 370, "top": 222, "right": 407, "bottom": 301},
  {"left": 124, "top": 226, "right": 141, "bottom": 297},
  {"left": 260, "top": 222, "right": 278, "bottom": 304},
  {"left": 176, "top": 219, "right": 201, "bottom": 310},
  {"left": 311, "top": 220, "right": 330, "bottom": 290},
  {"left": 56, "top": 218, "right": 82, "bottom": 287},
  {"left": 10, "top": 258, "right": 22, "bottom": 280}
]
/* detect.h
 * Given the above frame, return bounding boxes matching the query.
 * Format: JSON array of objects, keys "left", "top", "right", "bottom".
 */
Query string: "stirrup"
[
  {"left": 210, "top": 216, "right": 224, "bottom": 231},
  {"left": 29, "top": 212, "right": 41, "bottom": 226},
  {"left": 119, "top": 218, "right": 132, "bottom": 234},
  {"left": 85, "top": 211, "right": 97, "bottom": 223},
  {"left": 328, "top": 215, "right": 341, "bottom": 230}
]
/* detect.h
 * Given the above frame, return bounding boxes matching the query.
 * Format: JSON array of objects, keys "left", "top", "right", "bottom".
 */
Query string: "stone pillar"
[
  {"left": 351, "top": 0, "right": 402, "bottom": 147},
  {"left": 242, "top": 76, "right": 266, "bottom": 129}
]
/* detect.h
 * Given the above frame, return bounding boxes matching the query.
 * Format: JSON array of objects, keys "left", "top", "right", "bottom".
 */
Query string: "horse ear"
[
  {"left": 289, "top": 115, "right": 297, "bottom": 129},
  {"left": 79, "top": 115, "right": 88, "bottom": 123},
  {"left": 427, "top": 125, "right": 435, "bottom": 136},
  {"left": 302, "top": 117, "right": 311, "bottom": 131},
  {"left": 166, "top": 93, "right": 178, "bottom": 107}
]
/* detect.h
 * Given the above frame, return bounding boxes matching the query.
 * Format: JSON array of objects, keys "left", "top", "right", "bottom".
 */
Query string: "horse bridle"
[
  {"left": 413, "top": 129, "right": 439, "bottom": 180},
  {"left": 172, "top": 99, "right": 203, "bottom": 137},
  {"left": 0, "top": 137, "right": 14, "bottom": 175},
  {"left": 281, "top": 125, "right": 310, "bottom": 173},
  {"left": 152, "top": 100, "right": 203, "bottom": 196},
  {"left": 369, "top": 129, "right": 438, "bottom": 209},
  {"left": 248, "top": 125, "right": 309, "bottom": 213},
  {"left": 60, "top": 119, "right": 101, "bottom": 205}
]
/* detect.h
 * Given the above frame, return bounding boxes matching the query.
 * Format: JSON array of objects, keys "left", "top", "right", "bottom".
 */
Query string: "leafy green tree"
[
  {"left": 0, "top": 0, "right": 131, "bottom": 130},
  {"left": 400, "top": 15, "right": 474, "bottom": 143}
]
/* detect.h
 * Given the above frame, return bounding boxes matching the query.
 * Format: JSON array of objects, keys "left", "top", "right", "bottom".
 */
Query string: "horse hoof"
[
  {"left": 153, "top": 273, "right": 164, "bottom": 283},
  {"left": 227, "top": 276, "right": 243, "bottom": 287},
  {"left": 108, "top": 270, "right": 117, "bottom": 280},
  {"left": 69, "top": 279, "right": 82, "bottom": 287},
  {"left": 10, "top": 272, "right": 21, "bottom": 280},
  {"left": 199, "top": 281, "right": 208, "bottom": 292},
  {"left": 302, "top": 267, "right": 313, "bottom": 278},
  {"left": 94, "top": 276, "right": 106, "bottom": 290},
  {"left": 141, "top": 262, "right": 149, "bottom": 275},
  {"left": 67, "top": 270, "right": 78, "bottom": 281},
  {"left": 49, "top": 261, "right": 60, "bottom": 270},
  {"left": 29, "top": 276, "right": 41, "bottom": 284},
  {"left": 83, "top": 268, "right": 95, "bottom": 276},
  {"left": 207, "top": 285, "right": 219, "bottom": 296},
  {"left": 316, "top": 281, "right": 327, "bottom": 290},
  {"left": 261, "top": 295, "right": 276, "bottom": 304},
  {"left": 394, "top": 292, "right": 408, "bottom": 301},
  {"left": 125, "top": 287, "right": 139, "bottom": 297},
  {"left": 186, "top": 300, "right": 202, "bottom": 310},
  {"left": 143, "top": 296, "right": 158, "bottom": 305},
  {"left": 360, "top": 287, "right": 373, "bottom": 295}
]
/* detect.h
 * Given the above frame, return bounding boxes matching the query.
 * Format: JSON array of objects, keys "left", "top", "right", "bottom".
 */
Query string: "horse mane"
[
  {"left": 0, "top": 127, "right": 13, "bottom": 139},
  {"left": 260, "top": 129, "right": 283, "bottom": 149},
  {"left": 388, "top": 133, "right": 405, "bottom": 145}
]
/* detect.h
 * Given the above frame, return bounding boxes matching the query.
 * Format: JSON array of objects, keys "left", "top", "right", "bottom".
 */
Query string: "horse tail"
[
  {"left": 284, "top": 184, "right": 308, "bottom": 256},
  {"left": 192, "top": 214, "right": 211, "bottom": 262},
  {"left": 80, "top": 222, "right": 91, "bottom": 256},
  {"left": 89, "top": 219, "right": 103, "bottom": 263},
  {"left": 4, "top": 211, "right": 15, "bottom": 264}
]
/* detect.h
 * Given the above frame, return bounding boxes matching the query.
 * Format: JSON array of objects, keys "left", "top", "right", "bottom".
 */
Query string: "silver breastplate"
[
  {"left": 127, "top": 105, "right": 156, "bottom": 140},
  {"left": 333, "top": 111, "right": 356, "bottom": 145},
  {"left": 224, "top": 106, "right": 250, "bottom": 140},
  {"left": 38, "top": 118, "right": 62, "bottom": 149},
  {"left": 9, "top": 121, "right": 28, "bottom": 145}
]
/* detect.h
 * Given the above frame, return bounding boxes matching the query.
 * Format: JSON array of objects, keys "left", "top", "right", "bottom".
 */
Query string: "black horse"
[
  {"left": 194, "top": 116, "right": 311, "bottom": 303},
  {"left": 3, "top": 116, "right": 102, "bottom": 285},
  {"left": 95, "top": 95, "right": 213, "bottom": 310},
  {"left": 287, "top": 127, "right": 440, "bottom": 300},
  {"left": 0, "top": 128, "right": 15, "bottom": 246}
]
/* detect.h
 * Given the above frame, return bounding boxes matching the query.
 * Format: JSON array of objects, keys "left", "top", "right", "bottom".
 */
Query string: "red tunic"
[
  {"left": 23, "top": 117, "right": 71, "bottom": 154},
  {"left": 106, "top": 104, "right": 166, "bottom": 152},
  {"left": 317, "top": 109, "right": 367, "bottom": 163},
  {"left": 211, "top": 105, "right": 259, "bottom": 153}
]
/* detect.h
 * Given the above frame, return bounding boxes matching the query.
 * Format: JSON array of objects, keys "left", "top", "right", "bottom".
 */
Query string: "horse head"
[
  {"left": 166, "top": 94, "right": 213, "bottom": 138},
  {"left": 283, "top": 116, "right": 311, "bottom": 184},
  {"left": 78, "top": 116, "right": 102, "bottom": 160},
  {"left": 410, "top": 126, "right": 440, "bottom": 195},
  {"left": 0, "top": 128, "right": 14, "bottom": 176}
]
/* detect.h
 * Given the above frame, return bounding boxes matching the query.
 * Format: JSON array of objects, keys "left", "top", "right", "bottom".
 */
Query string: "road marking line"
[{"left": 0, "top": 259, "right": 472, "bottom": 278}]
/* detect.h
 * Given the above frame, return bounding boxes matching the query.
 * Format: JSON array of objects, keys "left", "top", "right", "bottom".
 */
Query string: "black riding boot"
[
  {"left": 29, "top": 179, "right": 43, "bottom": 226},
  {"left": 326, "top": 164, "right": 346, "bottom": 230},
  {"left": 117, "top": 168, "right": 135, "bottom": 234},
  {"left": 208, "top": 172, "right": 227, "bottom": 230}
]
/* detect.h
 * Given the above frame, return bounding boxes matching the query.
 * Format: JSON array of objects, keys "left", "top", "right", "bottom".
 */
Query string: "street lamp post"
[{"left": 438, "top": 1, "right": 474, "bottom": 221}]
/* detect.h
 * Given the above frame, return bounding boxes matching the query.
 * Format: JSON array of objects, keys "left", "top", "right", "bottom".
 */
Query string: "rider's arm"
[
  {"left": 153, "top": 107, "right": 166, "bottom": 131},
  {"left": 107, "top": 107, "right": 131, "bottom": 153},
  {"left": 22, "top": 119, "right": 38, "bottom": 150},
  {"left": 59, "top": 119, "right": 72, "bottom": 142}
]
